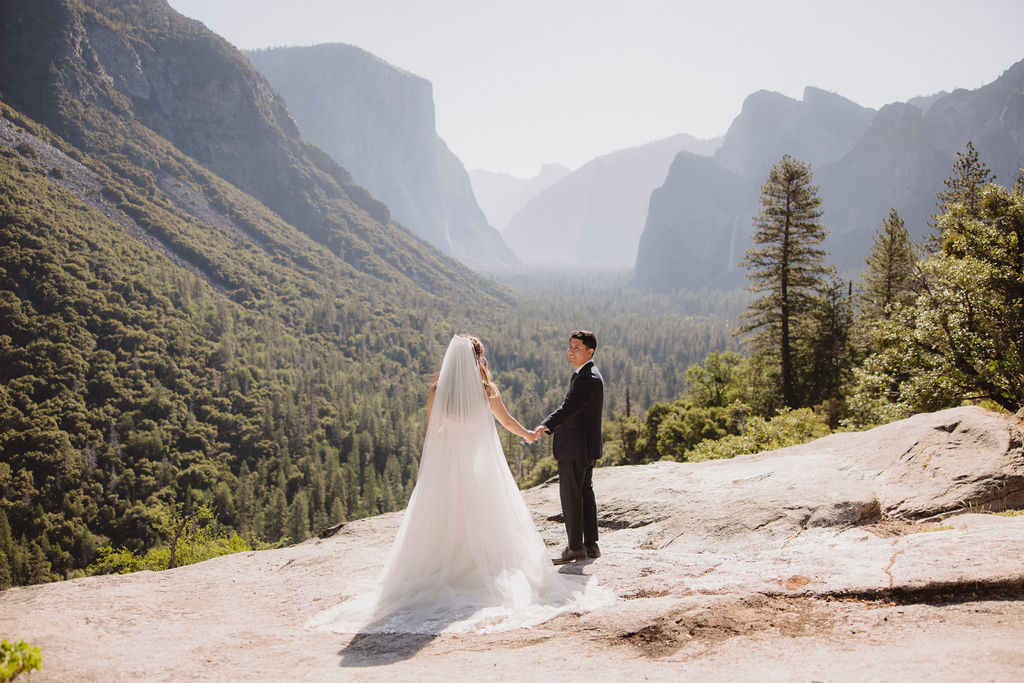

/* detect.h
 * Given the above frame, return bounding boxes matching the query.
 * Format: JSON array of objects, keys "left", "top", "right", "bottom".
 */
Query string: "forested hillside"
[
  {"left": 0, "top": 98, "right": 477, "bottom": 586},
  {"left": 0, "top": 0, "right": 494, "bottom": 587},
  {"left": 0, "top": 0, "right": 741, "bottom": 588}
]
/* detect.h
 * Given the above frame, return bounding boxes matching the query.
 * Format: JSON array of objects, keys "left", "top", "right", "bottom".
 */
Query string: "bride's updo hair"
[{"left": 464, "top": 335, "right": 498, "bottom": 399}]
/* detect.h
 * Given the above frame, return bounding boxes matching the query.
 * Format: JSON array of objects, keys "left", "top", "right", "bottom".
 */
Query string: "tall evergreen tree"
[
  {"left": 739, "top": 155, "right": 831, "bottom": 409},
  {"left": 801, "top": 278, "right": 856, "bottom": 421},
  {"left": 929, "top": 141, "right": 995, "bottom": 250},
  {"left": 859, "top": 208, "right": 917, "bottom": 322},
  {"left": 0, "top": 549, "right": 11, "bottom": 590},
  {"left": 286, "top": 490, "right": 310, "bottom": 543},
  {"left": 0, "top": 509, "right": 13, "bottom": 562}
]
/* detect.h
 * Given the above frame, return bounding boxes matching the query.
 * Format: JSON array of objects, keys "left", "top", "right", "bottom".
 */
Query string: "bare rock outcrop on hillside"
[{"left": 3, "top": 406, "right": 1023, "bottom": 680}]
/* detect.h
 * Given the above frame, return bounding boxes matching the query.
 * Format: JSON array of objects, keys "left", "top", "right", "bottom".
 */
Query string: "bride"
[{"left": 308, "top": 334, "right": 610, "bottom": 634}]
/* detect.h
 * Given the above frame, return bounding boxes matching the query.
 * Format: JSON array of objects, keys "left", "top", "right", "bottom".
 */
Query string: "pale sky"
[{"left": 168, "top": 0, "right": 1024, "bottom": 178}]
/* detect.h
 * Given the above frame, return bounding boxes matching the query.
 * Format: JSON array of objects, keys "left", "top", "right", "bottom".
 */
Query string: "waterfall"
[{"left": 725, "top": 215, "right": 740, "bottom": 272}]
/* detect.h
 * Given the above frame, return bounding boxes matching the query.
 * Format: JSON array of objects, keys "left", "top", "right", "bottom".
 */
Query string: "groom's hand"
[{"left": 531, "top": 426, "right": 548, "bottom": 440}]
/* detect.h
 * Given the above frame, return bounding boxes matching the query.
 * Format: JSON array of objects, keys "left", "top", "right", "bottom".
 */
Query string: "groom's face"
[{"left": 567, "top": 338, "right": 594, "bottom": 369}]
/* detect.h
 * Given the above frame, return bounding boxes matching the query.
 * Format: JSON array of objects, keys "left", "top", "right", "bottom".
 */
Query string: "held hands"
[{"left": 519, "top": 426, "right": 547, "bottom": 445}]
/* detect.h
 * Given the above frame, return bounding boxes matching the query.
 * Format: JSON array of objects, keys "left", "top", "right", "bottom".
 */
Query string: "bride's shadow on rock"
[
  {"left": 337, "top": 630, "right": 441, "bottom": 668},
  {"left": 337, "top": 612, "right": 459, "bottom": 668}
]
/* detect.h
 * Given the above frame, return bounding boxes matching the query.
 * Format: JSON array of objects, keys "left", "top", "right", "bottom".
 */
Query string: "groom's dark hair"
[{"left": 570, "top": 329, "right": 597, "bottom": 351}]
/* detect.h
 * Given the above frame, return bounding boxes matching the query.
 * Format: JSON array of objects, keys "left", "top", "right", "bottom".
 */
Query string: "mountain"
[
  {"left": 634, "top": 61, "right": 1024, "bottom": 289},
  {"left": 713, "top": 86, "right": 876, "bottom": 181},
  {"left": 635, "top": 87, "right": 873, "bottom": 290},
  {"left": 921, "top": 59, "right": 1024, "bottom": 188},
  {"left": 0, "top": 0, "right": 497, "bottom": 293},
  {"left": 0, "top": 0, "right": 510, "bottom": 587},
  {"left": 247, "top": 43, "right": 517, "bottom": 268},
  {"left": 469, "top": 163, "right": 571, "bottom": 231},
  {"left": 501, "top": 134, "right": 723, "bottom": 267},
  {"left": 632, "top": 154, "right": 757, "bottom": 291},
  {"left": 819, "top": 60, "right": 1024, "bottom": 266},
  {"left": 815, "top": 102, "right": 950, "bottom": 259},
  {"left": 906, "top": 91, "right": 950, "bottom": 113}
]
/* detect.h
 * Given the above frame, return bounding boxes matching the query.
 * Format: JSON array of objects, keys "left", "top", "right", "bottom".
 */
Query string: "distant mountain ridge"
[
  {"left": 634, "top": 61, "right": 1024, "bottom": 290},
  {"left": 469, "top": 163, "right": 571, "bottom": 231},
  {"left": 501, "top": 134, "right": 723, "bottom": 267},
  {"left": 713, "top": 86, "right": 876, "bottom": 181},
  {"left": 247, "top": 43, "right": 517, "bottom": 268}
]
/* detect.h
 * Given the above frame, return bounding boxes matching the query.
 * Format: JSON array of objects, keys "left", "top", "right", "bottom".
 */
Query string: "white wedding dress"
[{"left": 307, "top": 335, "right": 612, "bottom": 634}]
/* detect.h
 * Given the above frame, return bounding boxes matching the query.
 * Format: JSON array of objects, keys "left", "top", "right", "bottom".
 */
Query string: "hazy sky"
[{"left": 168, "top": 0, "right": 1024, "bottom": 178}]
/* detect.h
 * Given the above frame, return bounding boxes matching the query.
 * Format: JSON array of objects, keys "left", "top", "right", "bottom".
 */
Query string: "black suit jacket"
[{"left": 542, "top": 361, "right": 604, "bottom": 462}]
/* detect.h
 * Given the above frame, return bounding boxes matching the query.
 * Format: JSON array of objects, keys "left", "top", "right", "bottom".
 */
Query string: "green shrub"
[
  {"left": 0, "top": 639, "right": 41, "bottom": 682},
  {"left": 13, "top": 142, "right": 37, "bottom": 159},
  {"left": 521, "top": 455, "right": 558, "bottom": 489},
  {"left": 685, "top": 407, "right": 830, "bottom": 462},
  {"left": 86, "top": 504, "right": 251, "bottom": 575}
]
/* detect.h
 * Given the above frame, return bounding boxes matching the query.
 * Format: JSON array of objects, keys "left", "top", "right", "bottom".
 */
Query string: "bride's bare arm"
[{"left": 488, "top": 390, "right": 535, "bottom": 442}]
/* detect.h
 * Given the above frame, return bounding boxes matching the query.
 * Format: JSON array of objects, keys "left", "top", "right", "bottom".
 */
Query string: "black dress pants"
[{"left": 557, "top": 459, "right": 598, "bottom": 550}]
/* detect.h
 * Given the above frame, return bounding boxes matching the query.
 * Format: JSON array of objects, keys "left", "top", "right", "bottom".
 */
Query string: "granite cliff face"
[
  {"left": 634, "top": 61, "right": 1024, "bottom": 290},
  {"left": 632, "top": 154, "right": 756, "bottom": 291},
  {"left": 713, "top": 86, "right": 876, "bottom": 182},
  {"left": 248, "top": 43, "right": 517, "bottom": 268},
  {"left": 501, "top": 134, "right": 722, "bottom": 267}
]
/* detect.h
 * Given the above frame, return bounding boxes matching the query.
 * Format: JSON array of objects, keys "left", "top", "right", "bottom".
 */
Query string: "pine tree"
[
  {"left": 929, "top": 141, "right": 995, "bottom": 249},
  {"left": 265, "top": 488, "right": 287, "bottom": 542},
  {"left": 859, "top": 208, "right": 917, "bottom": 322},
  {"left": 801, "top": 278, "right": 856, "bottom": 420},
  {"left": 28, "top": 542, "right": 51, "bottom": 584},
  {"left": 286, "top": 490, "right": 310, "bottom": 543},
  {"left": 0, "top": 509, "right": 13, "bottom": 561},
  {"left": 0, "top": 550, "right": 11, "bottom": 590},
  {"left": 739, "top": 155, "right": 832, "bottom": 409}
]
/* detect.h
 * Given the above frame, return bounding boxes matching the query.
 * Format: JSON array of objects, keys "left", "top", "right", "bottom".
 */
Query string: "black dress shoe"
[
  {"left": 584, "top": 543, "right": 601, "bottom": 559},
  {"left": 552, "top": 546, "right": 587, "bottom": 565}
]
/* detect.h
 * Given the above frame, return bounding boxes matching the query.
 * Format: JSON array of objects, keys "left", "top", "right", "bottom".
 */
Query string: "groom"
[{"left": 533, "top": 330, "right": 603, "bottom": 565}]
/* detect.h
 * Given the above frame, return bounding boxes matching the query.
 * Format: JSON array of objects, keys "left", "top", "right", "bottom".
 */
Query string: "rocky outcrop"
[
  {"left": 501, "top": 134, "right": 722, "bottom": 267},
  {"left": 4, "top": 406, "right": 1022, "bottom": 680},
  {"left": 248, "top": 43, "right": 517, "bottom": 268}
]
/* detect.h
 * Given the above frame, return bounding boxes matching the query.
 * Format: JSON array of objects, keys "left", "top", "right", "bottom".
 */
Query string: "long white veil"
[{"left": 308, "top": 335, "right": 611, "bottom": 634}]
